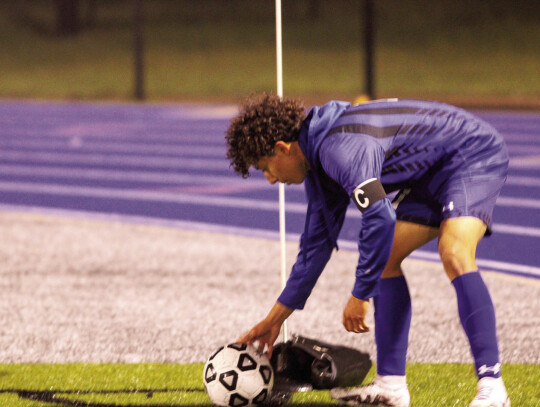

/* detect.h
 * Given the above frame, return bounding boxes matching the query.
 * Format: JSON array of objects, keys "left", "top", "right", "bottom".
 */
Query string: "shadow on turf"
[{"left": 0, "top": 388, "right": 339, "bottom": 406}]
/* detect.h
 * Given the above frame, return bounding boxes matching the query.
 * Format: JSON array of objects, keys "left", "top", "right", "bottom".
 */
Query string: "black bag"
[{"left": 270, "top": 335, "right": 372, "bottom": 390}]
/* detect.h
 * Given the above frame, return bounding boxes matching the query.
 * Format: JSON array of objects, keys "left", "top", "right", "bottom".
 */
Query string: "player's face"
[{"left": 254, "top": 141, "right": 309, "bottom": 185}]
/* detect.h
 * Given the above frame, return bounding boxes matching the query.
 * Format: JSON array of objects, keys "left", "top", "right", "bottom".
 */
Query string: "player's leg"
[
  {"left": 382, "top": 220, "right": 440, "bottom": 278},
  {"left": 332, "top": 220, "right": 438, "bottom": 407},
  {"left": 438, "top": 217, "right": 510, "bottom": 407},
  {"left": 375, "top": 220, "right": 438, "bottom": 376}
]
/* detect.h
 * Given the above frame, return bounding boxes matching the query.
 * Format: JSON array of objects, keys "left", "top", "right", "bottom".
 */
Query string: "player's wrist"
[{"left": 266, "top": 301, "right": 293, "bottom": 325}]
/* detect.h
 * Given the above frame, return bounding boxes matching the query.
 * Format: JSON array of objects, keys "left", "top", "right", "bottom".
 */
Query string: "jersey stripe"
[
  {"left": 340, "top": 106, "right": 421, "bottom": 116},
  {"left": 327, "top": 124, "right": 401, "bottom": 139}
]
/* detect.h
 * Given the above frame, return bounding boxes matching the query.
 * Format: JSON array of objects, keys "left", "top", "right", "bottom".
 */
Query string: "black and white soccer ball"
[{"left": 203, "top": 343, "right": 274, "bottom": 406}]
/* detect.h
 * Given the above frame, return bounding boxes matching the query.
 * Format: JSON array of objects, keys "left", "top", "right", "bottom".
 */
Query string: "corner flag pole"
[{"left": 275, "top": 0, "right": 288, "bottom": 344}]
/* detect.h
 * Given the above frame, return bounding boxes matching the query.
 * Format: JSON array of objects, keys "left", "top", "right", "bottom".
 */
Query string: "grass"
[
  {"left": 0, "top": 363, "right": 538, "bottom": 406},
  {"left": 1, "top": 1, "right": 539, "bottom": 105}
]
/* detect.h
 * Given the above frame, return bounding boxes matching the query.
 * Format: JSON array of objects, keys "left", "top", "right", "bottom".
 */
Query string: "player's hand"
[
  {"left": 237, "top": 319, "right": 282, "bottom": 358},
  {"left": 342, "top": 295, "right": 370, "bottom": 333},
  {"left": 237, "top": 302, "right": 293, "bottom": 358}
]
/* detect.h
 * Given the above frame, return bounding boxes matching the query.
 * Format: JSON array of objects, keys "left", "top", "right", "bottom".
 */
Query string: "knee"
[
  {"left": 438, "top": 240, "right": 476, "bottom": 280},
  {"left": 381, "top": 261, "right": 404, "bottom": 278}
]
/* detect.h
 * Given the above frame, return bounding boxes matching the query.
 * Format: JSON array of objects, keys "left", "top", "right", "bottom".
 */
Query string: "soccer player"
[{"left": 226, "top": 93, "right": 510, "bottom": 407}]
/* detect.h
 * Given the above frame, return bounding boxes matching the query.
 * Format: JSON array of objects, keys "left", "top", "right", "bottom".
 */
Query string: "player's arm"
[
  {"left": 351, "top": 180, "right": 396, "bottom": 300},
  {"left": 343, "top": 189, "right": 396, "bottom": 333},
  {"left": 237, "top": 193, "right": 346, "bottom": 355},
  {"left": 318, "top": 134, "right": 395, "bottom": 332}
]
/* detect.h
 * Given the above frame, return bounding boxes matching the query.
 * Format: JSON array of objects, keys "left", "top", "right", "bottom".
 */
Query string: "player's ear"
[{"left": 274, "top": 140, "right": 291, "bottom": 155}]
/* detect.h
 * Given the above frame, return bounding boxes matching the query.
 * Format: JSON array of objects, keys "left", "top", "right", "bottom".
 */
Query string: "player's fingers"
[
  {"left": 267, "top": 342, "right": 274, "bottom": 359},
  {"left": 343, "top": 317, "right": 369, "bottom": 333},
  {"left": 352, "top": 319, "right": 369, "bottom": 333},
  {"left": 257, "top": 340, "right": 266, "bottom": 354},
  {"left": 359, "top": 320, "right": 370, "bottom": 332},
  {"left": 342, "top": 317, "right": 354, "bottom": 332},
  {"left": 237, "top": 330, "right": 256, "bottom": 344},
  {"left": 356, "top": 316, "right": 370, "bottom": 332}
]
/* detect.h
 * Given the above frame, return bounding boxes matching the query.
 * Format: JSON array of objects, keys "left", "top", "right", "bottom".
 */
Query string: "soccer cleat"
[
  {"left": 330, "top": 380, "right": 410, "bottom": 407},
  {"left": 469, "top": 377, "right": 511, "bottom": 407}
]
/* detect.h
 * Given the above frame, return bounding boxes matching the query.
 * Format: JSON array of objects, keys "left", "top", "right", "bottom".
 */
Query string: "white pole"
[
  {"left": 275, "top": 0, "right": 288, "bottom": 344},
  {"left": 275, "top": 0, "right": 283, "bottom": 97}
]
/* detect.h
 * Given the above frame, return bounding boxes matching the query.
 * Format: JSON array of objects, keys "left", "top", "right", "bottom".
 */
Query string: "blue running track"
[{"left": 0, "top": 101, "right": 539, "bottom": 279}]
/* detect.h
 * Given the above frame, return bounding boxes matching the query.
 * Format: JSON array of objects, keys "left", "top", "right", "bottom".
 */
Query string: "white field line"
[
  {"left": 505, "top": 175, "right": 540, "bottom": 187},
  {"left": 0, "top": 203, "right": 286, "bottom": 241},
  {"left": 3, "top": 163, "right": 538, "bottom": 192},
  {"left": 0, "top": 101, "right": 237, "bottom": 120},
  {"left": 2, "top": 164, "right": 539, "bottom": 196},
  {"left": 0, "top": 151, "right": 227, "bottom": 170},
  {"left": 0, "top": 181, "right": 293, "bottom": 211},
  {"left": 2, "top": 129, "right": 226, "bottom": 144},
  {"left": 491, "top": 223, "right": 540, "bottom": 238},
  {"left": 3, "top": 149, "right": 540, "bottom": 172},
  {"left": 2, "top": 202, "right": 539, "bottom": 279},
  {"left": 8, "top": 140, "right": 539, "bottom": 158},
  {"left": 337, "top": 239, "right": 540, "bottom": 277},
  {"left": 495, "top": 196, "right": 540, "bottom": 209},
  {"left": 0, "top": 140, "right": 225, "bottom": 157},
  {"left": 509, "top": 156, "right": 540, "bottom": 169},
  {"left": 0, "top": 181, "right": 538, "bottom": 238},
  {"left": 0, "top": 164, "right": 269, "bottom": 187},
  {"left": 403, "top": 248, "right": 540, "bottom": 277}
]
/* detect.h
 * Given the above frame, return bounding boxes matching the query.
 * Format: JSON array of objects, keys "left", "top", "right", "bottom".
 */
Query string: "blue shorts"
[{"left": 394, "top": 132, "right": 509, "bottom": 235}]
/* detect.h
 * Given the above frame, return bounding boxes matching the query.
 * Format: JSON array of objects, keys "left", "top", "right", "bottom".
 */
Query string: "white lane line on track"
[
  {"left": 158, "top": 104, "right": 237, "bottom": 119},
  {"left": 1, "top": 129, "right": 226, "bottom": 144},
  {"left": 0, "top": 141, "right": 225, "bottom": 157},
  {"left": 495, "top": 196, "right": 540, "bottom": 209},
  {"left": 338, "top": 240, "right": 540, "bottom": 277},
  {"left": 2, "top": 203, "right": 539, "bottom": 280},
  {"left": 2, "top": 164, "right": 539, "bottom": 196},
  {"left": 0, "top": 164, "right": 268, "bottom": 187},
  {"left": 510, "top": 156, "right": 540, "bottom": 169},
  {"left": 505, "top": 175, "right": 540, "bottom": 187},
  {"left": 0, "top": 181, "right": 286, "bottom": 210},
  {"left": 491, "top": 223, "right": 540, "bottom": 237},
  {"left": 3, "top": 150, "right": 540, "bottom": 171},
  {"left": 0, "top": 151, "right": 227, "bottom": 170},
  {"left": 8, "top": 138, "right": 537, "bottom": 156},
  {"left": 0, "top": 181, "right": 538, "bottom": 237}
]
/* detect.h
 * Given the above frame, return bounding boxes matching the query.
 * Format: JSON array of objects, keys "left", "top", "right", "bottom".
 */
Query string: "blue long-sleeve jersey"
[{"left": 277, "top": 99, "right": 507, "bottom": 310}]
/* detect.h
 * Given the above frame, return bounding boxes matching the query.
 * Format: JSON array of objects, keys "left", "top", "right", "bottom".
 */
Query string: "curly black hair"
[{"left": 225, "top": 93, "right": 306, "bottom": 178}]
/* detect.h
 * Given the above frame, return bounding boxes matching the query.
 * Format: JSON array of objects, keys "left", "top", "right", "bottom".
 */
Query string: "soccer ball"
[{"left": 203, "top": 343, "right": 274, "bottom": 406}]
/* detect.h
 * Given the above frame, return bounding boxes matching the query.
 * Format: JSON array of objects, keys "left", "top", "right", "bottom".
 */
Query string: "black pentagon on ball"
[
  {"left": 229, "top": 393, "right": 249, "bottom": 407},
  {"left": 253, "top": 389, "right": 268, "bottom": 405},
  {"left": 208, "top": 346, "right": 224, "bottom": 361},
  {"left": 219, "top": 370, "right": 238, "bottom": 391},
  {"left": 205, "top": 363, "right": 217, "bottom": 383},
  {"left": 259, "top": 365, "right": 273, "bottom": 384},
  {"left": 237, "top": 353, "right": 257, "bottom": 371},
  {"left": 227, "top": 343, "right": 247, "bottom": 351}
]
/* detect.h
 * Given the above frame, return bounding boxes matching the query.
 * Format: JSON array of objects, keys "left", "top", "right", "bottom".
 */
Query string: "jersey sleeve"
[
  {"left": 319, "top": 132, "right": 396, "bottom": 300},
  {"left": 352, "top": 198, "right": 396, "bottom": 299},
  {"left": 319, "top": 133, "right": 385, "bottom": 196}
]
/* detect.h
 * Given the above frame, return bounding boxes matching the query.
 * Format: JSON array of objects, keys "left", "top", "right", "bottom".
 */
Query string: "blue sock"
[
  {"left": 452, "top": 272, "right": 501, "bottom": 379},
  {"left": 373, "top": 276, "right": 411, "bottom": 376}
]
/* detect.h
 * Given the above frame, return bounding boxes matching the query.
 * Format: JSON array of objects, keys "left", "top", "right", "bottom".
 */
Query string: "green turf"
[
  {"left": 0, "top": 363, "right": 538, "bottom": 406},
  {"left": 1, "top": 1, "right": 539, "bottom": 103}
]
